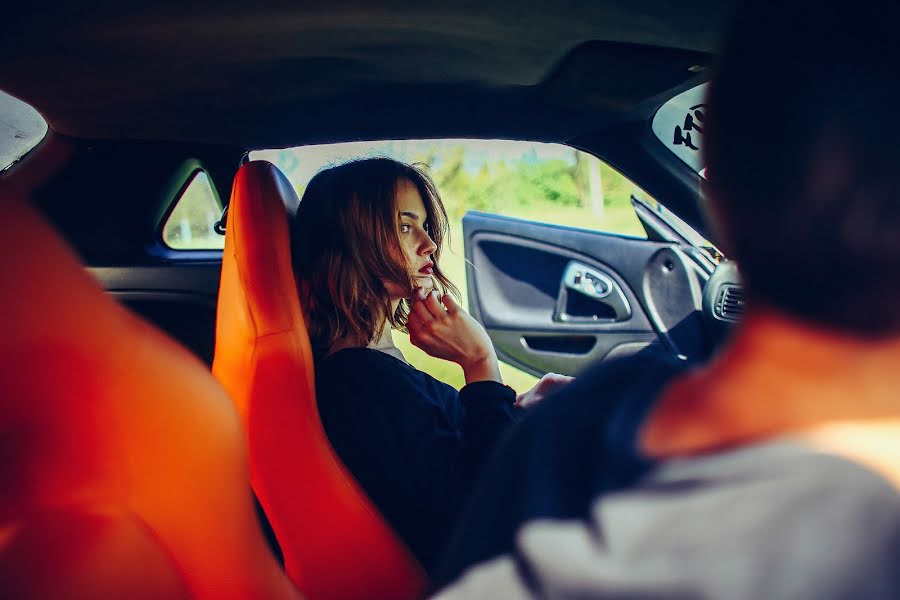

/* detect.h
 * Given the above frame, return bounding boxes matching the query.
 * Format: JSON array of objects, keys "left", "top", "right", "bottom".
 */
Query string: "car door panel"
[
  {"left": 463, "top": 212, "right": 708, "bottom": 376},
  {"left": 90, "top": 265, "right": 220, "bottom": 365}
]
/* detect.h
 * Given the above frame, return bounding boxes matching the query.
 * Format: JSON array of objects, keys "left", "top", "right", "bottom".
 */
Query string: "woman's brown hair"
[{"left": 291, "top": 157, "right": 459, "bottom": 356}]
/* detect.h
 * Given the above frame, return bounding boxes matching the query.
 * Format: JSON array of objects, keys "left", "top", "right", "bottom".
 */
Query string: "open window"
[{"left": 252, "top": 138, "right": 716, "bottom": 385}]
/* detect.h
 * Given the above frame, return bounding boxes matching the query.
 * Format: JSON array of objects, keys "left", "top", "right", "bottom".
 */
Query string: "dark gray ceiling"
[{"left": 0, "top": 0, "right": 737, "bottom": 147}]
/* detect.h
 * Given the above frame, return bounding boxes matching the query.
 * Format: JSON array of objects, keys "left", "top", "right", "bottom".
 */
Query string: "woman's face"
[{"left": 383, "top": 178, "right": 438, "bottom": 299}]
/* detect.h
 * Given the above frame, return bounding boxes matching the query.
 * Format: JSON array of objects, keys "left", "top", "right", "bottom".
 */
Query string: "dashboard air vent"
[{"left": 715, "top": 285, "right": 745, "bottom": 322}]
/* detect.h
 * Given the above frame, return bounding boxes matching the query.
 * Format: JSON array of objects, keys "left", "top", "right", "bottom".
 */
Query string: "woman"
[{"left": 291, "top": 157, "right": 568, "bottom": 574}]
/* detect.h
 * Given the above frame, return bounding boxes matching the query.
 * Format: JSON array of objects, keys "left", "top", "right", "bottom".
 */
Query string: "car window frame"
[{"left": 148, "top": 160, "right": 226, "bottom": 261}]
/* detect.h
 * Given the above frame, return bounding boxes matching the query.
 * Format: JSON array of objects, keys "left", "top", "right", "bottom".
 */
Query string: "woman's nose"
[{"left": 420, "top": 234, "right": 437, "bottom": 256}]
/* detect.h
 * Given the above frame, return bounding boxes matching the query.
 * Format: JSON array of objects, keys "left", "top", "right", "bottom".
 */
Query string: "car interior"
[{"left": 1, "top": 1, "right": 744, "bottom": 598}]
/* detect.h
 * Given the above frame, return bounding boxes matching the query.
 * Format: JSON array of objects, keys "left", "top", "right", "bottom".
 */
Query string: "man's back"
[{"left": 437, "top": 435, "right": 900, "bottom": 599}]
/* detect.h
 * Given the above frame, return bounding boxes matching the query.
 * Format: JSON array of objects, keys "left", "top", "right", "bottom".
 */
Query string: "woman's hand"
[
  {"left": 407, "top": 288, "right": 502, "bottom": 384},
  {"left": 514, "top": 373, "right": 574, "bottom": 409}
]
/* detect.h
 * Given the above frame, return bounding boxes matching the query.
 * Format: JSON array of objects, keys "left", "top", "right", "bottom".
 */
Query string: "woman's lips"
[{"left": 418, "top": 263, "right": 434, "bottom": 275}]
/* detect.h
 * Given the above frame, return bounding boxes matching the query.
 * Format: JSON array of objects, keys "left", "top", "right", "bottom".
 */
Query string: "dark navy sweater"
[{"left": 316, "top": 347, "right": 521, "bottom": 574}]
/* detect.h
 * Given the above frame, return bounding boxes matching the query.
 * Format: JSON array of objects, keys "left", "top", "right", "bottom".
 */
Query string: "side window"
[
  {"left": 254, "top": 140, "right": 649, "bottom": 239},
  {"left": 650, "top": 86, "right": 725, "bottom": 261},
  {"left": 1, "top": 90, "right": 48, "bottom": 171},
  {"left": 161, "top": 171, "right": 225, "bottom": 250},
  {"left": 652, "top": 82, "right": 708, "bottom": 174},
  {"left": 250, "top": 140, "right": 654, "bottom": 390}
]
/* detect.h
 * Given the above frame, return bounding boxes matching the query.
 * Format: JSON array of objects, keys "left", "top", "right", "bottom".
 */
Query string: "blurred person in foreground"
[{"left": 432, "top": 0, "right": 900, "bottom": 597}]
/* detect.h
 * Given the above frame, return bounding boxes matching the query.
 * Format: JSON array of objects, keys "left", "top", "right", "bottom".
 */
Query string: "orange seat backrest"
[
  {"left": 0, "top": 183, "right": 301, "bottom": 600},
  {"left": 212, "top": 161, "right": 427, "bottom": 600}
]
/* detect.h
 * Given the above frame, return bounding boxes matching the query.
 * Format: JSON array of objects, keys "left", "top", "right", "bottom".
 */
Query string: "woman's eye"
[{"left": 400, "top": 223, "right": 411, "bottom": 234}]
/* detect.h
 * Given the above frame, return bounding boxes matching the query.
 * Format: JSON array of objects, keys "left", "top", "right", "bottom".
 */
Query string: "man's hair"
[
  {"left": 291, "top": 157, "right": 458, "bottom": 356},
  {"left": 705, "top": 0, "right": 900, "bottom": 336}
]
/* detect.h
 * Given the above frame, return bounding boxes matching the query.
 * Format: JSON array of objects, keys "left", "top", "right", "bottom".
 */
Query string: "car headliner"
[{"left": 1, "top": 0, "right": 735, "bottom": 148}]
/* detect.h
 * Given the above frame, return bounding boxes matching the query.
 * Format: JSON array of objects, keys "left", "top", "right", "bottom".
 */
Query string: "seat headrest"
[{"left": 222, "top": 160, "right": 301, "bottom": 338}]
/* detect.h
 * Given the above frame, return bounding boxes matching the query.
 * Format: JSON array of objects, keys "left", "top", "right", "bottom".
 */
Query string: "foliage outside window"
[
  {"left": 252, "top": 139, "right": 651, "bottom": 238},
  {"left": 162, "top": 171, "right": 225, "bottom": 250}
]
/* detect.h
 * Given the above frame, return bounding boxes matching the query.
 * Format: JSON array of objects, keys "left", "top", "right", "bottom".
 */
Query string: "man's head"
[{"left": 705, "top": 0, "right": 900, "bottom": 337}]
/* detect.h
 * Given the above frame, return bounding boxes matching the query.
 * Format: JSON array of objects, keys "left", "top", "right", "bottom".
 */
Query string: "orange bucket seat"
[{"left": 212, "top": 161, "right": 426, "bottom": 600}]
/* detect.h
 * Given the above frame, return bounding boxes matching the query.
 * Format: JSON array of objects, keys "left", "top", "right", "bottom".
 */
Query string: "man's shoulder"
[
  {"left": 628, "top": 440, "right": 900, "bottom": 533},
  {"left": 437, "top": 442, "right": 900, "bottom": 599},
  {"left": 582, "top": 441, "right": 900, "bottom": 598}
]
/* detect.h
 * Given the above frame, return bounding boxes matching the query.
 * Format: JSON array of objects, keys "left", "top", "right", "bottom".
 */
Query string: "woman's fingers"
[
  {"left": 408, "top": 290, "right": 443, "bottom": 338},
  {"left": 410, "top": 288, "right": 459, "bottom": 321},
  {"left": 515, "top": 373, "right": 575, "bottom": 409},
  {"left": 441, "top": 293, "right": 460, "bottom": 316},
  {"left": 409, "top": 302, "right": 430, "bottom": 328},
  {"left": 422, "top": 290, "right": 446, "bottom": 320},
  {"left": 537, "top": 373, "right": 574, "bottom": 394},
  {"left": 408, "top": 289, "right": 463, "bottom": 331}
]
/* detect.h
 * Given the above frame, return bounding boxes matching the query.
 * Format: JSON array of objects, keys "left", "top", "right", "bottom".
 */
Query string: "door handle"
[
  {"left": 562, "top": 262, "right": 613, "bottom": 300},
  {"left": 554, "top": 261, "right": 632, "bottom": 323}
]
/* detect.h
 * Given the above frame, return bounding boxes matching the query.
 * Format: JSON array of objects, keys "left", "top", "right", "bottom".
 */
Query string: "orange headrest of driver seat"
[
  {"left": 213, "top": 161, "right": 426, "bottom": 600},
  {"left": 0, "top": 182, "right": 300, "bottom": 600}
]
